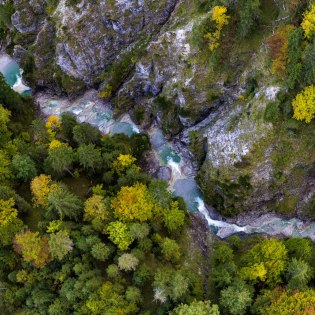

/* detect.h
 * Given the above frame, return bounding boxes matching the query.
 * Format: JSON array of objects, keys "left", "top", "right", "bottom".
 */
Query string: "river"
[{"left": 1, "top": 53, "right": 315, "bottom": 240}]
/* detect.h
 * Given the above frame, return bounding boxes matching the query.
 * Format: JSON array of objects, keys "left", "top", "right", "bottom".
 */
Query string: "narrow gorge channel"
[{"left": 2, "top": 53, "right": 315, "bottom": 240}]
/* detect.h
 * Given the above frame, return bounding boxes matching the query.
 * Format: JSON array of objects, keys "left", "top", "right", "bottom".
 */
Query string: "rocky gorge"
[{"left": 1, "top": 0, "right": 315, "bottom": 238}]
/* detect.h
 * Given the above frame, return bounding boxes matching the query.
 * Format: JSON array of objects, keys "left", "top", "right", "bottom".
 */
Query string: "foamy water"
[{"left": 0, "top": 54, "right": 31, "bottom": 94}]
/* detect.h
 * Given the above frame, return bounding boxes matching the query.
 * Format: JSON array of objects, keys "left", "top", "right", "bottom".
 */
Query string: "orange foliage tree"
[{"left": 267, "top": 25, "right": 294, "bottom": 77}]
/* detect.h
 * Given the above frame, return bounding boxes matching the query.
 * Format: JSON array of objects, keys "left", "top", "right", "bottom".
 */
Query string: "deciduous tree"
[
  {"left": 239, "top": 238, "right": 287, "bottom": 286},
  {"left": 13, "top": 230, "right": 50, "bottom": 268},
  {"left": 84, "top": 195, "right": 109, "bottom": 222},
  {"left": 292, "top": 85, "right": 315, "bottom": 123},
  {"left": 0, "top": 198, "right": 23, "bottom": 245},
  {"left": 106, "top": 221, "right": 134, "bottom": 251},
  {"left": 118, "top": 253, "right": 139, "bottom": 271},
  {"left": 301, "top": 4, "right": 315, "bottom": 40},
  {"left": 11, "top": 155, "right": 37, "bottom": 181},
  {"left": 171, "top": 300, "right": 220, "bottom": 315},
  {"left": 111, "top": 183, "right": 153, "bottom": 222},
  {"left": 48, "top": 230, "right": 73, "bottom": 260},
  {"left": 31, "top": 174, "right": 59, "bottom": 207}
]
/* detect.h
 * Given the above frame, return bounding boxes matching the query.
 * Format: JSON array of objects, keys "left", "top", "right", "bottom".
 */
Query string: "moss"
[
  {"left": 99, "top": 36, "right": 150, "bottom": 100},
  {"left": 197, "top": 168, "right": 252, "bottom": 217},
  {"left": 153, "top": 96, "right": 183, "bottom": 138},
  {"left": 188, "top": 130, "right": 207, "bottom": 168},
  {"left": 55, "top": 67, "right": 86, "bottom": 95},
  {"left": 276, "top": 195, "right": 298, "bottom": 215},
  {"left": 20, "top": 53, "right": 36, "bottom": 88},
  {"left": 46, "top": 0, "right": 60, "bottom": 16},
  {"left": 134, "top": 107, "right": 145, "bottom": 125}
]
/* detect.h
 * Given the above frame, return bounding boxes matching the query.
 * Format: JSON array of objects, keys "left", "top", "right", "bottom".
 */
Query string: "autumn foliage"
[
  {"left": 205, "top": 6, "right": 230, "bottom": 51},
  {"left": 267, "top": 25, "right": 294, "bottom": 76},
  {"left": 31, "top": 174, "right": 59, "bottom": 207},
  {"left": 301, "top": 4, "right": 315, "bottom": 40},
  {"left": 13, "top": 230, "right": 51, "bottom": 268},
  {"left": 292, "top": 85, "right": 315, "bottom": 123},
  {"left": 112, "top": 183, "right": 154, "bottom": 222}
]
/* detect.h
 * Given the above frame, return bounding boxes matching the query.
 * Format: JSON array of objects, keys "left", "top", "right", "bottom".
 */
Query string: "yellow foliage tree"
[
  {"left": 301, "top": 4, "right": 315, "bottom": 40},
  {"left": 205, "top": 6, "right": 230, "bottom": 51},
  {"left": 239, "top": 262, "right": 267, "bottom": 283},
  {"left": 49, "top": 139, "right": 67, "bottom": 150},
  {"left": 292, "top": 85, "right": 315, "bottom": 123},
  {"left": 111, "top": 183, "right": 153, "bottom": 222},
  {"left": 84, "top": 194, "right": 109, "bottom": 222},
  {"left": 112, "top": 154, "right": 137, "bottom": 175},
  {"left": 0, "top": 198, "right": 18, "bottom": 226},
  {"left": 0, "top": 198, "right": 23, "bottom": 245},
  {"left": 31, "top": 174, "right": 59, "bottom": 207},
  {"left": 45, "top": 115, "right": 61, "bottom": 139}
]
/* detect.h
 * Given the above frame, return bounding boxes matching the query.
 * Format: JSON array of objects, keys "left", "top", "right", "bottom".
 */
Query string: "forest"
[
  {"left": 0, "top": 0, "right": 315, "bottom": 314},
  {"left": 0, "top": 63, "right": 314, "bottom": 315}
]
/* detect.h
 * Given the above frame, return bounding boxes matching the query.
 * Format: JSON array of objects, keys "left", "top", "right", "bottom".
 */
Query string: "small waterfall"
[
  {"left": 196, "top": 197, "right": 246, "bottom": 232},
  {"left": 0, "top": 55, "right": 311, "bottom": 240},
  {"left": 0, "top": 53, "right": 31, "bottom": 94},
  {"left": 13, "top": 71, "right": 31, "bottom": 94}
]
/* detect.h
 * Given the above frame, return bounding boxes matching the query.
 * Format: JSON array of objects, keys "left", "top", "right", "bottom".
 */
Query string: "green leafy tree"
[
  {"left": 153, "top": 268, "right": 190, "bottom": 303},
  {"left": 11, "top": 155, "right": 37, "bottom": 181},
  {"left": 0, "top": 150, "right": 12, "bottom": 182},
  {"left": 285, "top": 237, "right": 312, "bottom": 261},
  {"left": 219, "top": 281, "right": 252, "bottom": 315},
  {"left": 73, "top": 122, "right": 100, "bottom": 145},
  {"left": 125, "top": 286, "right": 143, "bottom": 304},
  {"left": 106, "top": 221, "right": 134, "bottom": 250},
  {"left": 287, "top": 27, "right": 303, "bottom": 89},
  {"left": 160, "top": 237, "right": 181, "bottom": 262},
  {"left": 85, "top": 281, "right": 138, "bottom": 315},
  {"left": 129, "top": 222, "right": 150, "bottom": 240},
  {"left": 171, "top": 300, "right": 220, "bottom": 315},
  {"left": 237, "top": 0, "right": 261, "bottom": 38},
  {"left": 239, "top": 238, "right": 287, "bottom": 286},
  {"left": 302, "top": 39, "right": 315, "bottom": 85},
  {"left": 91, "top": 242, "right": 112, "bottom": 261},
  {"left": 45, "top": 145, "right": 74, "bottom": 176},
  {"left": 286, "top": 258, "right": 313, "bottom": 291},
  {"left": 0, "top": 104, "right": 11, "bottom": 147},
  {"left": 118, "top": 253, "right": 139, "bottom": 271},
  {"left": 47, "top": 186, "right": 83, "bottom": 221},
  {"left": 76, "top": 144, "right": 102, "bottom": 173},
  {"left": 106, "top": 264, "right": 120, "bottom": 279},
  {"left": 163, "top": 201, "right": 185, "bottom": 233},
  {"left": 48, "top": 230, "right": 73, "bottom": 260}
]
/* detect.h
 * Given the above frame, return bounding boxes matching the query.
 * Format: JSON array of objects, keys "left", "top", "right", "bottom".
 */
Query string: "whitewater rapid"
[{"left": 2, "top": 54, "right": 315, "bottom": 240}]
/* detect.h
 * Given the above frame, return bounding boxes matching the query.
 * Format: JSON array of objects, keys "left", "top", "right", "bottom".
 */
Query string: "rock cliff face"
[
  {"left": 6, "top": 0, "right": 315, "bottom": 220},
  {"left": 10, "top": 0, "right": 178, "bottom": 88}
]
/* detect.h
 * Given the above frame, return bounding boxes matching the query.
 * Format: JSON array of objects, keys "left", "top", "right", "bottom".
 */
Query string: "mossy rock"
[{"left": 55, "top": 67, "right": 86, "bottom": 95}]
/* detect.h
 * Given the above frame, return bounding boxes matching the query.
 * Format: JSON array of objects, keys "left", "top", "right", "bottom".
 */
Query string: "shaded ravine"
[{"left": 2, "top": 54, "right": 315, "bottom": 240}]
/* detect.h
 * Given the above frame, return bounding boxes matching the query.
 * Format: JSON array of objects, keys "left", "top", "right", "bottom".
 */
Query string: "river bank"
[{"left": 2, "top": 52, "right": 315, "bottom": 240}]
